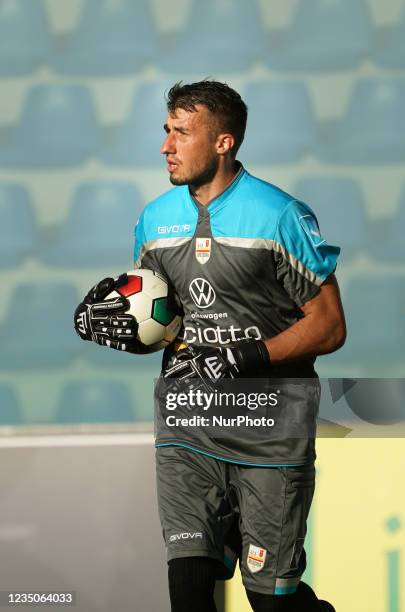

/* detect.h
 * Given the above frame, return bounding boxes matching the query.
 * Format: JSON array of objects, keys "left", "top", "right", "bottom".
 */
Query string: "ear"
[{"left": 216, "top": 133, "right": 235, "bottom": 156}]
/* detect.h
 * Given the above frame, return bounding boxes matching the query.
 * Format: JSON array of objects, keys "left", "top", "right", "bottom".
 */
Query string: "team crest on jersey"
[
  {"left": 247, "top": 544, "right": 267, "bottom": 573},
  {"left": 195, "top": 237, "right": 211, "bottom": 264}
]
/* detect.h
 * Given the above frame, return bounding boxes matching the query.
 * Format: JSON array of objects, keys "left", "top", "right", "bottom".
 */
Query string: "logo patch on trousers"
[{"left": 247, "top": 544, "right": 267, "bottom": 573}]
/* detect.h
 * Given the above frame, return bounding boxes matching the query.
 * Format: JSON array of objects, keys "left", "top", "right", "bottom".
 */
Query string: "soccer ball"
[{"left": 106, "top": 269, "right": 182, "bottom": 353}]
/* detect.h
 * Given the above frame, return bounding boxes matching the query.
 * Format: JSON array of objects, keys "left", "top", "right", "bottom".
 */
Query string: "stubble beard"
[{"left": 169, "top": 156, "right": 219, "bottom": 188}]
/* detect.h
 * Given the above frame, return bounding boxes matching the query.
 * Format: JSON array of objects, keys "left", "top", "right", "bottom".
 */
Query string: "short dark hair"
[{"left": 165, "top": 79, "right": 248, "bottom": 157}]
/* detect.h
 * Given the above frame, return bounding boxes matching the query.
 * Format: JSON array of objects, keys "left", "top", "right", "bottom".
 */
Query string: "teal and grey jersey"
[{"left": 134, "top": 165, "right": 340, "bottom": 465}]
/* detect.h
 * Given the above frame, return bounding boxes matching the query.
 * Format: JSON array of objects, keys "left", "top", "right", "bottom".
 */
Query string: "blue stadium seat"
[
  {"left": 0, "top": 282, "right": 80, "bottom": 369},
  {"left": 158, "top": 0, "right": 265, "bottom": 74},
  {"left": 101, "top": 81, "right": 171, "bottom": 167},
  {"left": 40, "top": 182, "right": 143, "bottom": 268},
  {"left": 376, "top": 184, "right": 405, "bottom": 262},
  {"left": 240, "top": 81, "right": 315, "bottom": 164},
  {"left": 316, "top": 78, "right": 405, "bottom": 164},
  {"left": 293, "top": 176, "right": 368, "bottom": 261},
  {"left": 0, "top": 384, "right": 22, "bottom": 425},
  {"left": 337, "top": 276, "right": 404, "bottom": 363},
  {"left": 266, "top": 0, "right": 371, "bottom": 72},
  {"left": 56, "top": 381, "right": 133, "bottom": 424},
  {"left": 373, "top": 5, "right": 405, "bottom": 69},
  {"left": 51, "top": 0, "right": 156, "bottom": 76},
  {"left": 0, "top": 0, "right": 50, "bottom": 75},
  {"left": 0, "top": 85, "right": 100, "bottom": 168},
  {"left": 0, "top": 183, "right": 37, "bottom": 267}
]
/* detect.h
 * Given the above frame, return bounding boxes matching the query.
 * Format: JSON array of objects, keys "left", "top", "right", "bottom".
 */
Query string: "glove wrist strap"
[{"left": 232, "top": 339, "right": 271, "bottom": 375}]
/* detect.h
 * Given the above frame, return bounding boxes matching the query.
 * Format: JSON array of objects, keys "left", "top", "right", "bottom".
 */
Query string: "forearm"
[
  {"left": 265, "top": 274, "right": 347, "bottom": 365},
  {"left": 265, "top": 312, "right": 345, "bottom": 364}
]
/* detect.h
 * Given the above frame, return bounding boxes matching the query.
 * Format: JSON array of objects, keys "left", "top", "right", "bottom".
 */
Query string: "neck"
[{"left": 190, "top": 160, "right": 240, "bottom": 206}]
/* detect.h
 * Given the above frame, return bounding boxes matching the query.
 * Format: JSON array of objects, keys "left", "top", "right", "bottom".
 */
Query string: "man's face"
[{"left": 161, "top": 105, "right": 219, "bottom": 187}]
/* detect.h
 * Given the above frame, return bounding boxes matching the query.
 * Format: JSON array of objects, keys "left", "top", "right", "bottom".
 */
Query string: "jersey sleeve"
[
  {"left": 133, "top": 207, "right": 167, "bottom": 276},
  {"left": 273, "top": 199, "right": 340, "bottom": 307},
  {"left": 133, "top": 211, "right": 146, "bottom": 269}
]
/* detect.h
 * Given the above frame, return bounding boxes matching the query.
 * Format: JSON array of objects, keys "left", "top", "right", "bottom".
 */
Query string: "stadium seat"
[
  {"left": 158, "top": 0, "right": 265, "bottom": 74},
  {"left": 293, "top": 176, "right": 369, "bottom": 261},
  {"left": 0, "top": 183, "right": 37, "bottom": 267},
  {"left": 266, "top": 0, "right": 371, "bottom": 72},
  {"left": 0, "top": 281, "right": 80, "bottom": 369},
  {"left": 101, "top": 81, "right": 171, "bottom": 167},
  {"left": 51, "top": 0, "right": 156, "bottom": 76},
  {"left": 240, "top": 81, "right": 315, "bottom": 164},
  {"left": 376, "top": 184, "right": 405, "bottom": 262},
  {"left": 316, "top": 78, "right": 405, "bottom": 164},
  {"left": 0, "top": 0, "right": 50, "bottom": 75},
  {"left": 373, "top": 5, "right": 405, "bottom": 69},
  {"left": 337, "top": 275, "right": 404, "bottom": 364},
  {"left": 0, "top": 384, "right": 22, "bottom": 425},
  {"left": 0, "top": 84, "right": 100, "bottom": 168},
  {"left": 56, "top": 381, "right": 134, "bottom": 424},
  {"left": 40, "top": 181, "right": 143, "bottom": 268}
]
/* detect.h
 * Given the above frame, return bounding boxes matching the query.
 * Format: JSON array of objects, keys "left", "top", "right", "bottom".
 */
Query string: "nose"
[{"left": 161, "top": 131, "right": 175, "bottom": 155}]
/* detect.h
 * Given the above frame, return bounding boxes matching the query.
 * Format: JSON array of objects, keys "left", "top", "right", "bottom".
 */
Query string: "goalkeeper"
[{"left": 75, "top": 80, "right": 345, "bottom": 612}]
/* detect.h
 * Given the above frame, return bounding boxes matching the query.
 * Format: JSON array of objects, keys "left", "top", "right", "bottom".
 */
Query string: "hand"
[
  {"left": 164, "top": 345, "right": 239, "bottom": 386},
  {"left": 74, "top": 275, "right": 140, "bottom": 353},
  {"left": 163, "top": 340, "right": 270, "bottom": 383}
]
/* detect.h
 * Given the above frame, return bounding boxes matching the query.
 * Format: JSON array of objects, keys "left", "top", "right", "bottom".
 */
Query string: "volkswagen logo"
[{"left": 189, "top": 278, "right": 216, "bottom": 309}]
